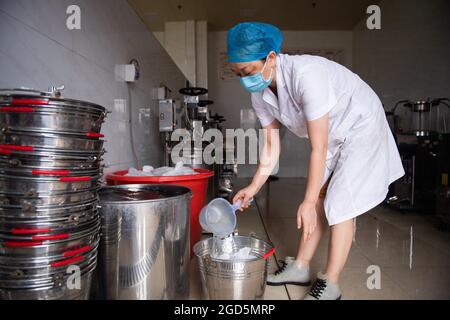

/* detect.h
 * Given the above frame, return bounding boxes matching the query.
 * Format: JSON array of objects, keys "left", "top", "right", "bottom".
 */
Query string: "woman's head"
[{"left": 227, "top": 22, "right": 283, "bottom": 92}]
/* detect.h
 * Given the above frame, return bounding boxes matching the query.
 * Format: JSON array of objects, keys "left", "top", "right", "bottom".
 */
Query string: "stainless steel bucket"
[
  {"left": 193, "top": 235, "right": 274, "bottom": 300},
  {"left": 97, "top": 184, "right": 191, "bottom": 300}
]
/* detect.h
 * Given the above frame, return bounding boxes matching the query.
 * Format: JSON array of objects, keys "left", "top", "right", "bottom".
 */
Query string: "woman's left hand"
[{"left": 297, "top": 200, "right": 317, "bottom": 243}]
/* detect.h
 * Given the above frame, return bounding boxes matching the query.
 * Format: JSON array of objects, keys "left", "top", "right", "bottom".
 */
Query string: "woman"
[{"left": 229, "top": 22, "right": 405, "bottom": 300}]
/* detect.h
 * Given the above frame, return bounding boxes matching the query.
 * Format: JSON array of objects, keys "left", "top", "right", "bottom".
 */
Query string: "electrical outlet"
[
  {"left": 139, "top": 107, "right": 151, "bottom": 125},
  {"left": 113, "top": 99, "right": 127, "bottom": 121}
]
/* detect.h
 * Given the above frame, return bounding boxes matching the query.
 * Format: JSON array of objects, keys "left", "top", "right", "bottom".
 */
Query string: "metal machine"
[
  {"left": 158, "top": 87, "right": 237, "bottom": 200},
  {"left": 436, "top": 133, "right": 450, "bottom": 228},
  {"left": 386, "top": 98, "right": 450, "bottom": 221}
]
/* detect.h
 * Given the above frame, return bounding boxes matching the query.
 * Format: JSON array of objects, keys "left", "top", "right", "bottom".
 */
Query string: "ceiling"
[{"left": 128, "top": 0, "right": 379, "bottom": 32}]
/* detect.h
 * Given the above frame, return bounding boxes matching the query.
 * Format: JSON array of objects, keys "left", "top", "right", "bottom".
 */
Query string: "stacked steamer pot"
[{"left": 0, "top": 88, "right": 107, "bottom": 300}]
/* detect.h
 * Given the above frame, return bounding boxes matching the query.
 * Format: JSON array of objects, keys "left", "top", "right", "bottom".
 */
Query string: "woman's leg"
[
  {"left": 324, "top": 218, "right": 355, "bottom": 283},
  {"left": 295, "top": 197, "right": 328, "bottom": 267}
]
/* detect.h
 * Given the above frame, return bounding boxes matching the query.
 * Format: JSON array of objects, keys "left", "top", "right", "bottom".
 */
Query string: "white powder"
[
  {"left": 215, "top": 247, "right": 256, "bottom": 260},
  {"left": 211, "top": 237, "right": 256, "bottom": 260}
]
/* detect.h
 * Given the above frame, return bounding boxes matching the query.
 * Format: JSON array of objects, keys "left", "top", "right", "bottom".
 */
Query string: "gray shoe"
[
  {"left": 267, "top": 257, "right": 311, "bottom": 286},
  {"left": 303, "top": 272, "right": 342, "bottom": 300}
]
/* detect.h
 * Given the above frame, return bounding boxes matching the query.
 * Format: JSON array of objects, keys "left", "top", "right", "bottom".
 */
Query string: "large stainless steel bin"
[{"left": 97, "top": 184, "right": 190, "bottom": 300}]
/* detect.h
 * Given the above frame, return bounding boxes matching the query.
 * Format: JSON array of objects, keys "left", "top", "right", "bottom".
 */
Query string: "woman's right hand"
[{"left": 233, "top": 184, "right": 258, "bottom": 212}]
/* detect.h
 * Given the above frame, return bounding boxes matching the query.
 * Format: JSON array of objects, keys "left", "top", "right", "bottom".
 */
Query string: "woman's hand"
[
  {"left": 233, "top": 184, "right": 258, "bottom": 212},
  {"left": 297, "top": 200, "right": 317, "bottom": 242}
]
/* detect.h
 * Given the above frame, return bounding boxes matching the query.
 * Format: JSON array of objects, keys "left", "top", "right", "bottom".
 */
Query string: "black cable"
[
  {"left": 253, "top": 181, "right": 292, "bottom": 300},
  {"left": 127, "top": 85, "right": 140, "bottom": 169}
]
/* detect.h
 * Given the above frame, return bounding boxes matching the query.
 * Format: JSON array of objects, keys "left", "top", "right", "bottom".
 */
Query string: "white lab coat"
[{"left": 251, "top": 54, "right": 405, "bottom": 225}]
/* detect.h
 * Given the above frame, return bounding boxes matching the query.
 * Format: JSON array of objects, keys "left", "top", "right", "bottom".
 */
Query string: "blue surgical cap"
[{"left": 227, "top": 22, "right": 283, "bottom": 63}]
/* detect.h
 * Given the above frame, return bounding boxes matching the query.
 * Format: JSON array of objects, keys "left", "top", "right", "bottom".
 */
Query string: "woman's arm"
[
  {"left": 252, "top": 119, "right": 281, "bottom": 192},
  {"left": 297, "top": 113, "right": 329, "bottom": 242},
  {"left": 233, "top": 119, "right": 281, "bottom": 208},
  {"left": 304, "top": 114, "right": 329, "bottom": 203}
]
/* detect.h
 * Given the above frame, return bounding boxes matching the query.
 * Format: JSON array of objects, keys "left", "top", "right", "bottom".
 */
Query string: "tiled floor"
[{"left": 190, "top": 178, "right": 450, "bottom": 300}]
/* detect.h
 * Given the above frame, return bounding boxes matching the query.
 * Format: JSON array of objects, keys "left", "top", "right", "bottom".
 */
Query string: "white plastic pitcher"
[{"left": 199, "top": 198, "right": 253, "bottom": 238}]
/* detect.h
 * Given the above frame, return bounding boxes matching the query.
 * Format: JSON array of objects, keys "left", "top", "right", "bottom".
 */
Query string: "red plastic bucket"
[{"left": 106, "top": 169, "right": 214, "bottom": 253}]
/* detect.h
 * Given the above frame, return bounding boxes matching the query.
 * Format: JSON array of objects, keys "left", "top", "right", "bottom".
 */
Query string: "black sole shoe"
[{"left": 266, "top": 281, "right": 311, "bottom": 287}]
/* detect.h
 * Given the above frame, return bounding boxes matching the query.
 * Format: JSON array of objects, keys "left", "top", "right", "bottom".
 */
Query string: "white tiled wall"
[{"left": 0, "top": 0, "right": 186, "bottom": 175}]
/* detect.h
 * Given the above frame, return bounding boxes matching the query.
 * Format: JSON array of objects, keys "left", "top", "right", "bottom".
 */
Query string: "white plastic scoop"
[{"left": 199, "top": 198, "right": 253, "bottom": 238}]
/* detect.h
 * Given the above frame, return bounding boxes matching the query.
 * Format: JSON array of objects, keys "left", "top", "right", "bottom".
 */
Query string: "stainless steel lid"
[
  {"left": 99, "top": 184, "right": 191, "bottom": 204},
  {"left": 0, "top": 88, "right": 107, "bottom": 114}
]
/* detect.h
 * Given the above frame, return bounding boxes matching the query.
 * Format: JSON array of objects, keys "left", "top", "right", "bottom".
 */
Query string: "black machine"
[
  {"left": 161, "top": 87, "right": 237, "bottom": 200},
  {"left": 436, "top": 134, "right": 450, "bottom": 228},
  {"left": 386, "top": 98, "right": 450, "bottom": 227},
  {"left": 179, "top": 87, "right": 212, "bottom": 125}
]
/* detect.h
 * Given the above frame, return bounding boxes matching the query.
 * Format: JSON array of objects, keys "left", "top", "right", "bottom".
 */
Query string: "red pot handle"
[
  {"left": 63, "top": 245, "right": 92, "bottom": 257},
  {"left": 0, "top": 145, "right": 34, "bottom": 152},
  {"left": 4, "top": 241, "right": 43, "bottom": 247},
  {"left": 32, "top": 233, "right": 70, "bottom": 241},
  {"left": 0, "top": 106, "right": 35, "bottom": 112},
  {"left": 85, "top": 133, "right": 104, "bottom": 138},
  {"left": 59, "top": 176, "right": 92, "bottom": 182},
  {"left": 51, "top": 256, "right": 85, "bottom": 268},
  {"left": 12, "top": 98, "right": 48, "bottom": 105},
  {"left": 0, "top": 148, "right": 12, "bottom": 155},
  {"left": 11, "top": 228, "right": 52, "bottom": 235},
  {"left": 32, "top": 170, "right": 71, "bottom": 176},
  {"left": 263, "top": 247, "right": 276, "bottom": 260}
]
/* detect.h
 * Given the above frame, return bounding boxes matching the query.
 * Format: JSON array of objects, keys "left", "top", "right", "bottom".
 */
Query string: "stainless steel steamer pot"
[
  {"left": 0, "top": 174, "right": 101, "bottom": 194},
  {"left": 0, "top": 187, "right": 99, "bottom": 208},
  {"left": 0, "top": 130, "right": 104, "bottom": 153},
  {"left": 0, "top": 88, "right": 107, "bottom": 115},
  {"left": 0, "top": 150, "right": 102, "bottom": 170}
]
